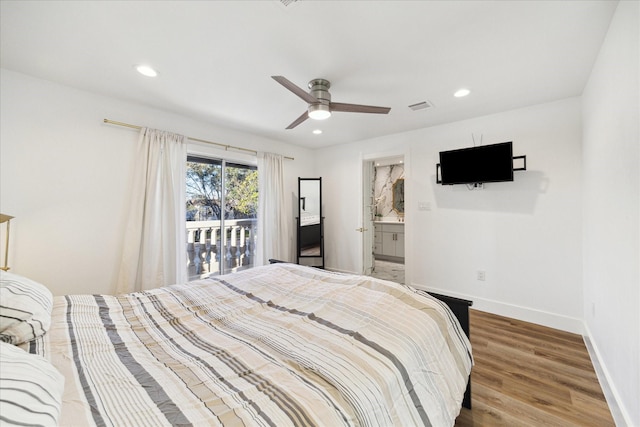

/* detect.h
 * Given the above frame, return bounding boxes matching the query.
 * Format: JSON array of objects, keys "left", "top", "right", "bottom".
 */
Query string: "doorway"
[
  {"left": 362, "top": 156, "right": 405, "bottom": 284},
  {"left": 186, "top": 156, "right": 258, "bottom": 280}
]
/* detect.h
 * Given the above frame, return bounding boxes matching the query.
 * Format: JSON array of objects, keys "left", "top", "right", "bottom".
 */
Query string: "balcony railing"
[{"left": 186, "top": 218, "right": 257, "bottom": 280}]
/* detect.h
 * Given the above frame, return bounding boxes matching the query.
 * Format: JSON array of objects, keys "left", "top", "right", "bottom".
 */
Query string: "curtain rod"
[{"left": 103, "top": 119, "right": 294, "bottom": 160}]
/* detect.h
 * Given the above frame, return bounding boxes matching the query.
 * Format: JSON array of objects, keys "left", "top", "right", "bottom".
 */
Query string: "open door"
[{"left": 362, "top": 161, "right": 375, "bottom": 275}]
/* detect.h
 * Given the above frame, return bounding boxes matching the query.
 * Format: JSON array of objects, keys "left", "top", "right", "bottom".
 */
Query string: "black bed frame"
[
  {"left": 426, "top": 292, "right": 473, "bottom": 410},
  {"left": 267, "top": 259, "right": 473, "bottom": 410}
]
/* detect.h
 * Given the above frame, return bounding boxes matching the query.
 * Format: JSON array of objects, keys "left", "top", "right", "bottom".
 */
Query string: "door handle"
[{"left": 356, "top": 227, "right": 368, "bottom": 232}]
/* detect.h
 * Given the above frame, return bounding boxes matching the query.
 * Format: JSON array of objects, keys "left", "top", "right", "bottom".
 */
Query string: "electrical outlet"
[{"left": 477, "top": 270, "right": 486, "bottom": 281}]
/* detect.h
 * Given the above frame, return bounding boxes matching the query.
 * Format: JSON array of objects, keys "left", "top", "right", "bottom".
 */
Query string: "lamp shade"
[{"left": 0, "top": 214, "right": 14, "bottom": 224}]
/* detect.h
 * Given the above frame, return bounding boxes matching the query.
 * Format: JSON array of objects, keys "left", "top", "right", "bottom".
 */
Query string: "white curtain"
[
  {"left": 117, "top": 128, "right": 187, "bottom": 293},
  {"left": 256, "top": 152, "right": 291, "bottom": 265}
]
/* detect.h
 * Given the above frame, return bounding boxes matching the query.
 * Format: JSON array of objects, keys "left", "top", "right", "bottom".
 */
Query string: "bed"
[{"left": 1, "top": 263, "right": 472, "bottom": 427}]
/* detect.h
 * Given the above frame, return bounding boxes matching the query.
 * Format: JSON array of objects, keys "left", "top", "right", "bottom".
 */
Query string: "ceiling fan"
[{"left": 271, "top": 76, "right": 391, "bottom": 129}]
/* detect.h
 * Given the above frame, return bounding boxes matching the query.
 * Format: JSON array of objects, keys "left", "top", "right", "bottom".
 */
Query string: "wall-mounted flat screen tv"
[{"left": 439, "top": 141, "right": 514, "bottom": 185}]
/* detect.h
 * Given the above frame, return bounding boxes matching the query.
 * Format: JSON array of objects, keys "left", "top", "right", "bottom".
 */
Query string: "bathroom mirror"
[
  {"left": 298, "top": 178, "right": 323, "bottom": 261},
  {"left": 392, "top": 178, "right": 405, "bottom": 214}
]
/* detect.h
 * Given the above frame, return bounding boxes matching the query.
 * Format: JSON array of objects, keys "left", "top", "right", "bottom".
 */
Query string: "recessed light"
[
  {"left": 135, "top": 65, "right": 158, "bottom": 77},
  {"left": 312, "top": 129, "right": 322, "bottom": 135},
  {"left": 454, "top": 88, "right": 470, "bottom": 98}
]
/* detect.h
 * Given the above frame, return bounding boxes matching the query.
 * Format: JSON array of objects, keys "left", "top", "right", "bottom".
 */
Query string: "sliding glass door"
[{"left": 186, "top": 156, "right": 257, "bottom": 279}]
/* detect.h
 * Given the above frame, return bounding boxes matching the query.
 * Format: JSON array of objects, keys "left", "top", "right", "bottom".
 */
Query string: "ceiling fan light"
[{"left": 308, "top": 104, "right": 331, "bottom": 120}]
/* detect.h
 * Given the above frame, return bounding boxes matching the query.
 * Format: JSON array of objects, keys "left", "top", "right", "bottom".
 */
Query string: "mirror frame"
[
  {"left": 297, "top": 177, "right": 323, "bottom": 259},
  {"left": 392, "top": 178, "right": 405, "bottom": 214}
]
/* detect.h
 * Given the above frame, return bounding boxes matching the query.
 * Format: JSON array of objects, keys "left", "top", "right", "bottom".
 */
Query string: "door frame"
[{"left": 362, "top": 160, "right": 375, "bottom": 275}]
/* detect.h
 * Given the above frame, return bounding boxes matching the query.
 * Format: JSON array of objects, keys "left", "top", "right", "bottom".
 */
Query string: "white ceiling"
[{"left": 0, "top": 1, "right": 617, "bottom": 149}]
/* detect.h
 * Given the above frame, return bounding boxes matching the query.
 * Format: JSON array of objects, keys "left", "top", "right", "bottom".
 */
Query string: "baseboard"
[
  {"left": 583, "top": 323, "right": 633, "bottom": 427},
  {"left": 418, "top": 285, "right": 584, "bottom": 335}
]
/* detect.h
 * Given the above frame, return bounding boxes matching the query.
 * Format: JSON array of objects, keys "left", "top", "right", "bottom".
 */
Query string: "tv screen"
[{"left": 439, "top": 142, "right": 513, "bottom": 185}]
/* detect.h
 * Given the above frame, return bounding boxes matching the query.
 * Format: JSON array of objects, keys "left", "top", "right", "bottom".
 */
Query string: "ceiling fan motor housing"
[
  {"left": 308, "top": 79, "right": 331, "bottom": 105},
  {"left": 308, "top": 79, "right": 331, "bottom": 119}
]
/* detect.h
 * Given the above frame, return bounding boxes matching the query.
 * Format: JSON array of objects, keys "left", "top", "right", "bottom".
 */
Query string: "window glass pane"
[
  {"left": 222, "top": 164, "right": 258, "bottom": 274},
  {"left": 186, "top": 157, "right": 222, "bottom": 279}
]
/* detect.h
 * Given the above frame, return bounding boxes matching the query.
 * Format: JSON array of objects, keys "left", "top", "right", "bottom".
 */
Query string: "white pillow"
[
  {"left": 0, "top": 342, "right": 64, "bottom": 426},
  {"left": 0, "top": 271, "right": 53, "bottom": 344}
]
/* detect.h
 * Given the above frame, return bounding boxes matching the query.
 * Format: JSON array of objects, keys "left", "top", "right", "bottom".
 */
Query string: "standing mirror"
[{"left": 297, "top": 177, "right": 324, "bottom": 267}]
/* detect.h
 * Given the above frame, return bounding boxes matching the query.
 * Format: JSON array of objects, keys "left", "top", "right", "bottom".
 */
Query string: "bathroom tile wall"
[{"left": 374, "top": 164, "right": 405, "bottom": 221}]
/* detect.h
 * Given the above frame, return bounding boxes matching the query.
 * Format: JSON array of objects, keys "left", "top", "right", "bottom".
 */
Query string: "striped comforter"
[{"left": 32, "top": 263, "right": 472, "bottom": 427}]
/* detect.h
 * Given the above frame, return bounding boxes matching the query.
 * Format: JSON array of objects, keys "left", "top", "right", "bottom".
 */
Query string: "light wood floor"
[{"left": 455, "top": 309, "right": 614, "bottom": 427}]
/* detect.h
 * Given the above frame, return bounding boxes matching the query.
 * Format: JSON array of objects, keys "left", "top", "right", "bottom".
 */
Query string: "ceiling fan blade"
[
  {"left": 330, "top": 102, "right": 391, "bottom": 114},
  {"left": 286, "top": 111, "right": 309, "bottom": 129},
  {"left": 272, "top": 76, "right": 318, "bottom": 104}
]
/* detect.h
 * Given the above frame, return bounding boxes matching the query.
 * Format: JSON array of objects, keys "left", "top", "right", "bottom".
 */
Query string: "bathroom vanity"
[{"left": 374, "top": 221, "right": 404, "bottom": 262}]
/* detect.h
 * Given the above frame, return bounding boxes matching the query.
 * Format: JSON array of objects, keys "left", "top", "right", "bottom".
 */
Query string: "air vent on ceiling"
[
  {"left": 408, "top": 100, "right": 434, "bottom": 111},
  {"left": 279, "top": 0, "right": 300, "bottom": 7}
]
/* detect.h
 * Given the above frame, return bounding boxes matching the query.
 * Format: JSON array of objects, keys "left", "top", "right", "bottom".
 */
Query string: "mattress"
[{"left": 30, "top": 263, "right": 472, "bottom": 426}]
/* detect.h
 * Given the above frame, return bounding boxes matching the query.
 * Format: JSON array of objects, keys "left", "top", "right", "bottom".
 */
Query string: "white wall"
[
  {"left": 0, "top": 69, "right": 315, "bottom": 296},
  {"left": 582, "top": 2, "right": 639, "bottom": 425},
  {"left": 317, "top": 97, "right": 584, "bottom": 333}
]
